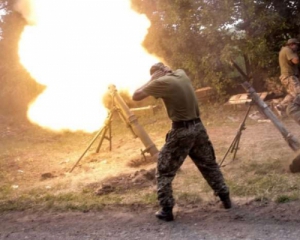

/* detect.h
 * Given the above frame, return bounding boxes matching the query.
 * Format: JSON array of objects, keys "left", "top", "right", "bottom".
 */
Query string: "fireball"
[{"left": 15, "top": 0, "right": 159, "bottom": 132}]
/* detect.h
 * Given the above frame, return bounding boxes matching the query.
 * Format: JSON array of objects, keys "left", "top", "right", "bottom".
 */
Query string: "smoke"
[
  {"left": 14, "top": 0, "right": 37, "bottom": 25},
  {"left": 102, "top": 90, "right": 137, "bottom": 110}
]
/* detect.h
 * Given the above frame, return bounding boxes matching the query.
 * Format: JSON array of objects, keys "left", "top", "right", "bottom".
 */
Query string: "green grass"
[
  {"left": 243, "top": 160, "right": 284, "bottom": 175},
  {"left": 0, "top": 189, "right": 159, "bottom": 212},
  {"left": 177, "top": 192, "right": 203, "bottom": 204},
  {"left": 226, "top": 172, "right": 300, "bottom": 201},
  {"left": 140, "top": 192, "right": 157, "bottom": 204},
  {"left": 275, "top": 194, "right": 298, "bottom": 203},
  {"left": 0, "top": 185, "right": 13, "bottom": 197}
]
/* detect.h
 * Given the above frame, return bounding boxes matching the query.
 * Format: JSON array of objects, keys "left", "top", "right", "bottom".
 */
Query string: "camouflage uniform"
[
  {"left": 280, "top": 62, "right": 300, "bottom": 123},
  {"left": 280, "top": 75, "right": 300, "bottom": 97},
  {"left": 157, "top": 121, "right": 228, "bottom": 208},
  {"left": 279, "top": 75, "right": 300, "bottom": 107},
  {"left": 142, "top": 64, "right": 230, "bottom": 211},
  {"left": 287, "top": 95, "right": 300, "bottom": 124},
  {"left": 277, "top": 40, "right": 300, "bottom": 111}
]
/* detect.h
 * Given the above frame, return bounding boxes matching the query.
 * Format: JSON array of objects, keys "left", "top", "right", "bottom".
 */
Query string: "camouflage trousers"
[
  {"left": 279, "top": 75, "right": 300, "bottom": 107},
  {"left": 280, "top": 75, "right": 300, "bottom": 125},
  {"left": 287, "top": 95, "right": 300, "bottom": 125},
  {"left": 157, "top": 121, "right": 229, "bottom": 208}
]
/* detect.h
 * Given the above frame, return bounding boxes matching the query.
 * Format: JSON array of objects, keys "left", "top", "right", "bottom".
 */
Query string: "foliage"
[
  {"left": 131, "top": 0, "right": 300, "bottom": 96},
  {"left": 1, "top": 1, "right": 300, "bottom": 116},
  {"left": 0, "top": 2, "right": 42, "bottom": 117}
]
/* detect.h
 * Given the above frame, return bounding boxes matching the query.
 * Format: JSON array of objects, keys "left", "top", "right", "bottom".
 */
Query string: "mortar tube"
[
  {"left": 108, "top": 85, "right": 159, "bottom": 157},
  {"left": 241, "top": 81, "right": 300, "bottom": 151}
]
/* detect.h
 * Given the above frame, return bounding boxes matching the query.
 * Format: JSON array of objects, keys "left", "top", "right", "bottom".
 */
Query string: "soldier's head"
[
  {"left": 149, "top": 62, "right": 172, "bottom": 78},
  {"left": 149, "top": 62, "right": 172, "bottom": 81},
  {"left": 286, "top": 38, "right": 300, "bottom": 51},
  {"left": 150, "top": 62, "right": 165, "bottom": 75}
]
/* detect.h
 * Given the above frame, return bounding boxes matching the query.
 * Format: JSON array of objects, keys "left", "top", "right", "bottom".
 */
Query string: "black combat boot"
[
  {"left": 218, "top": 192, "right": 232, "bottom": 209},
  {"left": 155, "top": 207, "right": 174, "bottom": 221}
]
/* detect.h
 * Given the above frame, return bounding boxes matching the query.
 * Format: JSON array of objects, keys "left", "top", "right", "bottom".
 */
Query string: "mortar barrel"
[
  {"left": 241, "top": 81, "right": 300, "bottom": 151},
  {"left": 108, "top": 85, "right": 159, "bottom": 157}
]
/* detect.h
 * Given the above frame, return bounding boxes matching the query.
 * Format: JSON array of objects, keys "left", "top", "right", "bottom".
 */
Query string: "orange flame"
[{"left": 16, "top": 0, "right": 159, "bottom": 132}]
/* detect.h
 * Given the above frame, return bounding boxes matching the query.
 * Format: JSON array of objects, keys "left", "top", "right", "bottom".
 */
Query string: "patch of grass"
[
  {"left": 254, "top": 196, "right": 270, "bottom": 203},
  {"left": 242, "top": 160, "right": 284, "bottom": 175},
  {"left": 275, "top": 195, "right": 298, "bottom": 203},
  {"left": 0, "top": 182, "right": 158, "bottom": 212},
  {"left": 0, "top": 200, "right": 26, "bottom": 211},
  {"left": 0, "top": 185, "right": 13, "bottom": 197},
  {"left": 177, "top": 191, "right": 203, "bottom": 204},
  {"left": 0, "top": 191, "right": 125, "bottom": 212},
  {"left": 140, "top": 192, "right": 157, "bottom": 204},
  {"left": 226, "top": 172, "right": 300, "bottom": 201}
]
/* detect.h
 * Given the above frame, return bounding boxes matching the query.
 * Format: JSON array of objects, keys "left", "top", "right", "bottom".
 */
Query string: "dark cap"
[
  {"left": 150, "top": 62, "right": 165, "bottom": 75},
  {"left": 287, "top": 38, "right": 300, "bottom": 45}
]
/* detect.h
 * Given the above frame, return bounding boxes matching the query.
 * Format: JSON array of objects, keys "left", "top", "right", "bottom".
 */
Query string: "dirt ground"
[
  {"left": 2, "top": 202, "right": 300, "bottom": 240},
  {"left": 2, "top": 110, "right": 300, "bottom": 239}
]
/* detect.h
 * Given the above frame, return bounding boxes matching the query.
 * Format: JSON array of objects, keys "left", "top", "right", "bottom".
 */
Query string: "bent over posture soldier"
[
  {"left": 276, "top": 38, "right": 300, "bottom": 117},
  {"left": 132, "top": 62, "right": 231, "bottom": 221}
]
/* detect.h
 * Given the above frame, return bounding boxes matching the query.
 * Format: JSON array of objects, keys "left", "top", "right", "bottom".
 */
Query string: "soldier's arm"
[
  {"left": 291, "top": 56, "right": 299, "bottom": 65},
  {"left": 132, "top": 79, "right": 153, "bottom": 101},
  {"left": 133, "top": 70, "right": 168, "bottom": 101},
  {"left": 287, "top": 48, "right": 299, "bottom": 64}
]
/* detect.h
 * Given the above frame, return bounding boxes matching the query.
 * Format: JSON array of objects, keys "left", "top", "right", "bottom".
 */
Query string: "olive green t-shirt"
[
  {"left": 143, "top": 69, "right": 200, "bottom": 122},
  {"left": 279, "top": 46, "right": 299, "bottom": 76}
]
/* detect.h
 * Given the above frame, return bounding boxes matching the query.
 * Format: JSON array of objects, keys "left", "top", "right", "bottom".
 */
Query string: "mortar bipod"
[{"left": 219, "top": 102, "right": 252, "bottom": 167}]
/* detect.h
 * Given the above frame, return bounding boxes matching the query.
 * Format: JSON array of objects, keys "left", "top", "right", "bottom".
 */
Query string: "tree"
[
  {"left": 0, "top": 0, "right": 42, "bottom": 118},
  {"left": 131, "top": 0, "right": 300, "bottom": 97}
]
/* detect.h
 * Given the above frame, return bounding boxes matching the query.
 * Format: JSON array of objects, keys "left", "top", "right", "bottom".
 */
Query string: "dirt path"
[{"left": 1, "top": 201, "right": 300, "bottom": 240}]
